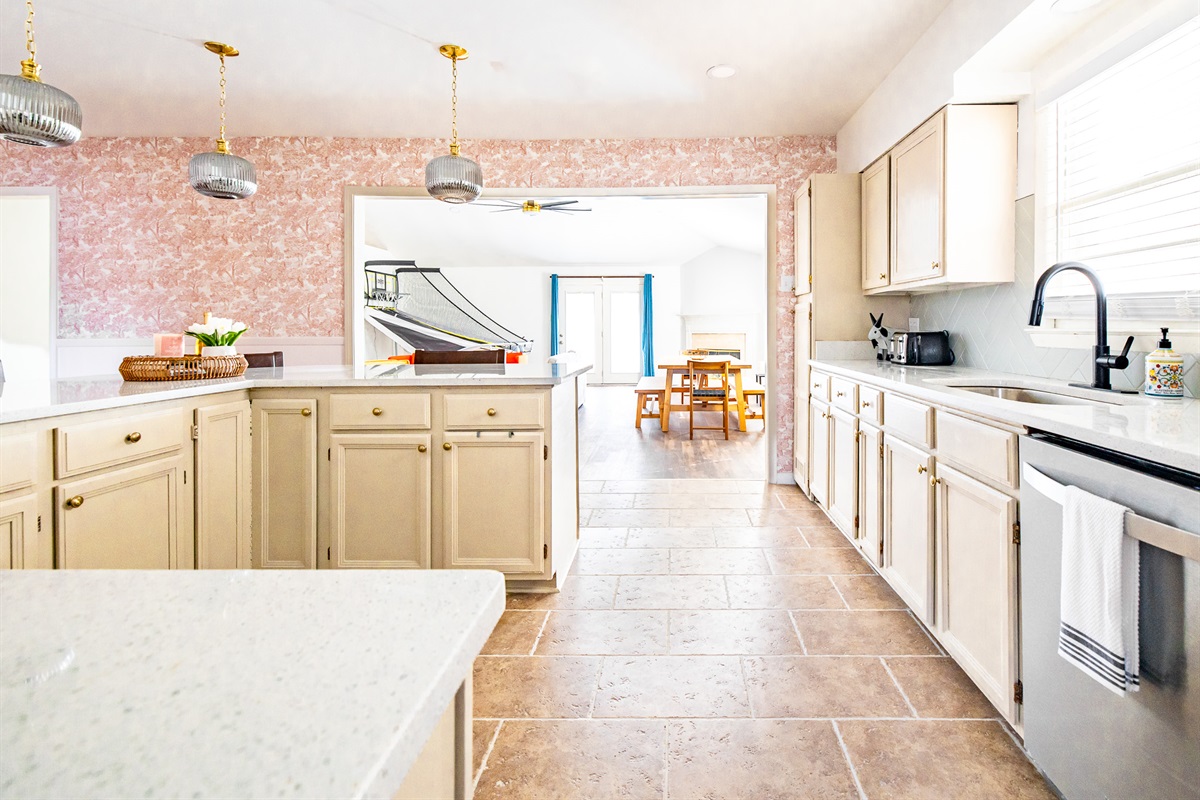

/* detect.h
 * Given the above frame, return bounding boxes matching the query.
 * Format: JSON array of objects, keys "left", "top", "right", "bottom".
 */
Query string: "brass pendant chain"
[
  {"left": 21, "top": 0, "right": 40, "bottom": 80},
  {"left": 218, "top": 54, "right": 227, "bottom": 142},
  {"left": 450, "top": 53, "right": 459, "bottom": 153}
]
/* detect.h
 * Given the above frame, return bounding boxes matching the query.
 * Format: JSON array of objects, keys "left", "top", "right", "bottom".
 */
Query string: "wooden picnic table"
[{"left": 656, "top": 356, "right": 753, "bottom": 433}]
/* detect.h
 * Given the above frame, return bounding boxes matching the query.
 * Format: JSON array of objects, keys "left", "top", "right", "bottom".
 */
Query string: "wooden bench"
[
  {"left": 741, "top": 387, "right": 765, "bottom": 422},
  {"left": 634, "top": 375, "right": 667, "bottom": 427}
]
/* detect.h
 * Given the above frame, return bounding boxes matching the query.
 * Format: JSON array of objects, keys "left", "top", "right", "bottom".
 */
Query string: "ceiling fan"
[{"left": 475, "top": 199, "right": 592, "bottom": 214}]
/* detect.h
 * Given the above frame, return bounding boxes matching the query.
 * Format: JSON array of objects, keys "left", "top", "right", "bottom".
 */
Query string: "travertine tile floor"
[{"left": 472, "top": 479, "right": 1055, "bottom": 799}]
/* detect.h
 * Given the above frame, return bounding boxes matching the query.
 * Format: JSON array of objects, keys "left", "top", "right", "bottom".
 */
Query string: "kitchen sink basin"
[{"left": 948, "top": 385, "right": 1122, "bottom": 406}]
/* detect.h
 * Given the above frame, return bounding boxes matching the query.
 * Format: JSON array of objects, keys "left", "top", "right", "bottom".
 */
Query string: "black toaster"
[{"left": 888, "top": 331, "right": 955, "bottom": 366}]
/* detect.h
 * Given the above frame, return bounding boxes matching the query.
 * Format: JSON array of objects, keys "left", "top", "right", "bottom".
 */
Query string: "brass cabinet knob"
[
  {"left": 66, "top": 495, "right": 84, "bottom": 509},
  {"left": 125, "top": 432, "right": 142, "bottom": 444},
  {"left": 879, "top": 273, "right": 886, "bottom": 280},
  {"left": 443, "top": 442, "right": 452, "bottom": 451},
  {"left": 812, "top": 383, "right": 820, "bottom": 389},
  {"left": 300, "top": 408, "right": 312, "bottom": 417},
  {"left": 931, "top": 261, "right": 940, "bottom": 271},
  {"left": 930, "top": 476, "right": 942, "bottom": 486},
  {"left": 372, "top": 407, "right": 383, "bottom": 416},
  {"left": 917, "top": 464, "right": 928, "bottom": 474},
  {"left": 836, "top": 391, "right": 845, "bottom": 397},
  {"left": 417, "top": 444, "right": 427, "bottom": 453},
  {"left": 861, "top": 400, "right": 871, "bottom": 408},
  {"left": 487, "top": 408, "right": 497, "bottom": 417}
]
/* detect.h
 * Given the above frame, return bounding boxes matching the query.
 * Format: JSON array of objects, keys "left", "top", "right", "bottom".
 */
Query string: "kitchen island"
[
  {"left": 0, "top": 568, "right": 505, "bottom": 799},
  {"left": 0, "top": 363, "right": 590, "bottom": 588}
]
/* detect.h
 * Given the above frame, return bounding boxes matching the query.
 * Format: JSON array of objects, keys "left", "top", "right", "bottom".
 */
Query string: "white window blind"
[{"left": 1043, "top": 17, "right": 1200, "bottom": 321}]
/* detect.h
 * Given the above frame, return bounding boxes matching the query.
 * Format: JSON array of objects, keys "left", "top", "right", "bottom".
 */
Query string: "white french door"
[{"left": 557, "top": 277, "right": 643, "bottom": 385}]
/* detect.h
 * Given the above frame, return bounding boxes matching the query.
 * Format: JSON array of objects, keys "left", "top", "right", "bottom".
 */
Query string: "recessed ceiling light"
[
  {"left": 1049, "top": 0, "right": 1106, "bottom": 13},
  {"left": 706, "top": 64, "right": 737, "bottom": 79}
]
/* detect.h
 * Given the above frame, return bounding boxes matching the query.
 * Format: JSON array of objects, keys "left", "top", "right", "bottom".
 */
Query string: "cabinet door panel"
[
  {"left": 827, "top": 408, "right": 858, "bottom": 538},
  {"left": 809, "top": 402, "right": 831, "bottom": 507},
  {"left": 196, "top": 401, "right": 252, "bottom": 569},
  {"left": 0, "top": 494, "right": 37, "bottom": 569},
  {"left": 793, "top": 297, "right": 812, "bottom": 492},
  {"left": 858, "top": 424, "right": 883, "bottom": 567},
  {"left": 56, "top": 459, "right": 180, "bottom": 569},
  {"left": 252, "top": 399, "right": 317, "bottom": 569},
  {"left": 892, "top": 112, "right": 945, "bottom": 285},
  {"left": 795, "top": 184, "right": 813, "bottom": 296},
  {"left": 936, "top": 463, "right": 1018, "bottom": 721},
  {"left": 331, "top": 434, "right": 431, "bottom": 569},
  {"left": 882, "top": 435, "right": 934, "bottom": 623},
  {"left": 861, "top": 155, "right": 891, "bottom": 290},
  {"left": 443, "top": 432, "right": 544, "bottom": 575}
]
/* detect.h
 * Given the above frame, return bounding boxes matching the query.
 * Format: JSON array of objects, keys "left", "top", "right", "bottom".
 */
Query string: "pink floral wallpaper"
[{"left": 1, "top": 134, "right": 836, "bottom": 472}]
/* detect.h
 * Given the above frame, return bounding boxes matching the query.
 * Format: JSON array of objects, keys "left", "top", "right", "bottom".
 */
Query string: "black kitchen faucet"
[{"left": 1028, "top": 261, "right": 1136, "bottom": 393}]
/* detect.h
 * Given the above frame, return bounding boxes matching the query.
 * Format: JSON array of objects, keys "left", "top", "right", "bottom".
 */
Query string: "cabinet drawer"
[
  {"left": 884, "top": 393, "right": 933, "bottom": 448},
  {"left": 809, "top": 372, "right": 830, "bottom": 403},
  {"left": 0, "top": 432, "right": 36, "bottom": 494},
  {"left": 830, "top": 377, "right": 858, "bottom": 413},
  {"left": 329, "top": 393, "right": 431, "bottom": 430},
  {"left": 935, "top": 412, "right": 1018, "bottom": 489},
  {"left": 56, "top": 409, "right": 184, "bottom": 479},
  {"left": 444, "top": 393, "right": 545, "bottom": 430},
  {"left": 858, "top": 387, "right": 883, "bottom": 426}
]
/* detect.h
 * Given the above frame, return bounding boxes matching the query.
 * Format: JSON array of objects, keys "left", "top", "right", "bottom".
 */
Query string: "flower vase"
[{"left": 201, "top": 345, "right": 237, "bottom": 357}]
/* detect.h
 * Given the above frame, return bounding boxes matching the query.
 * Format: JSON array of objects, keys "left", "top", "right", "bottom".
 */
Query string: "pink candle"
[{"left": 154, "top": 333, "right": 185, "bottom": 357}]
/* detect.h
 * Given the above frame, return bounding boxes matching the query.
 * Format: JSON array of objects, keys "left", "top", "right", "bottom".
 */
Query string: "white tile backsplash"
[{"left": 909, "top": 196, "right": 1198, "bottom": 398}]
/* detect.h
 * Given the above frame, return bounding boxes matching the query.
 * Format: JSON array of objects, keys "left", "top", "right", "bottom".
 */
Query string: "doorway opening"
[{"left": 556, "top": 276, "right": 644, "bottom": 386}]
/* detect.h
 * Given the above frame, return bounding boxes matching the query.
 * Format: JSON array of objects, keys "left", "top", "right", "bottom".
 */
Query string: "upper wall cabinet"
[{"left": 863, "top": 104, "right": 1017, "bottom": 295}]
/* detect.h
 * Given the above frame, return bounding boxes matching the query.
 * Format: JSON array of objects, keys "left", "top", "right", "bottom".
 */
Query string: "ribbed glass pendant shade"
[
  {"left": 425, "top": 153, "right": 483, "bottom": 204},
  {"left": 189, "top": 150, "right": 257, "bottom": 200},
  {"left": 0, "top": 73, "right": 82, "bottom": 147}
]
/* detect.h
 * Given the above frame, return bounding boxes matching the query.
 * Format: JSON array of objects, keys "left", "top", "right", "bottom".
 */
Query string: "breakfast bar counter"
[{"left": 0, "top": 569, "right": 505, "bottom": 799}]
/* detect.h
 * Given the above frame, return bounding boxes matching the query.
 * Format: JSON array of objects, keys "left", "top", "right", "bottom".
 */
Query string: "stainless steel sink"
[{"left": 949, "top": 385, "right": 1119, "bottom": 406}]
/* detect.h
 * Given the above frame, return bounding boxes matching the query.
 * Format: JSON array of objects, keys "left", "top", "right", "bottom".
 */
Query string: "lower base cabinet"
[
  {"left": 442, "top": 431, "right": 545, "bottom": 576},
  {"left": 331, "top": 433, "right": 432, "bottom": 568},
  {"left": 54, "top": 457, "right": 185, "bottom": 569},
  {"left": 195, "top": 401, "right": 252, "bottom": 569},
  {"left": 809, "top": 401, "right": 831, "bottom": 507},
  {"left": 252, "top": 398, "right": 318, "bottom": 569},
  {"left": 935, "top": 462, "right": 1019, "bottom": 720},
  {"left": 882, "top": 433, "right": 934, "bottom": 623},
  {"left": 0, "top": 494, "right": 37, "bottom": 569},
  {"left": 827, "top": 408, "right": 858, "bottom": 537},
  {"left": 857, "top": 423, "right": 883, "bottom": 567}
]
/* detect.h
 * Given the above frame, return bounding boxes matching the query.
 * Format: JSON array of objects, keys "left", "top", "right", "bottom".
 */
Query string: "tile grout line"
[
  {"left": 586, "top": 658, "right": 603, "bottom": 718},
  {"left": 738, "top": 656, "right": 757, "bottom": 719},
  {"left": 787, "top": 609, "right": 809, "bottom": 656},
  {"left": 794, "top": 525, "right": 813, "bottom": 548},
  {"left": 831, "top": 720, "right": 869, "bottom": 800},
  {"left": 473, "top": 719, "right": 505, "bottom": 795},
  {"left": 610, "top": 575, "right": 621, "bottom": 610},
  {"left": 907, "top": 609, "right": 948, "bottom": 655},
  {"left": 879, "top": 657, "right": 919, "bottom": 718},
  {"left": 528, "top": 610, "right": 552, "bottom": 656},
  {"left": 827, "top": 576, "right": 852, "bottom": 610}
]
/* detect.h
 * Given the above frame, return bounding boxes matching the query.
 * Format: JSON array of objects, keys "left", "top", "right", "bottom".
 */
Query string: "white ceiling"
[
  {"left": 361, "top": 193, "right": 768, "bottom": 269},
  {"left": 0, "top": 0, "right": 954, "bottom": 139}
]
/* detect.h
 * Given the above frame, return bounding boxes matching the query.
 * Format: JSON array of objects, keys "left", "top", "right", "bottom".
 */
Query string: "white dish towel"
[{"left": 1058, "top": 484, "right": 1140, "bottom": 695}]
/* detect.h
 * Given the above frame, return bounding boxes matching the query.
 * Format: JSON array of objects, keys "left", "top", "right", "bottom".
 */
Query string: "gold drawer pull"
[
  {"left": 861, "top": 400, "right": 871, "bottom": 408},
  {"left": 66, "top": 495, "right": 84, "bottom": 509},
  {"left": 372, "top": 407, "right": 383, "bottom": 416},
  {"left": 487, "top": 408, "right": 497, "bottom": 417},
  {"left": 417, "top": 444, "right": 427, "bottom": 453},
  {"left": 930, "top": 476, "right": 942, "bottom": 487},
  {"left": 836, "top": 391, "right": 845, "bottom": 397},
  {"left": 300, "top": 408, "right": 312, "bottom": 417},
  {"left": 931, "top": 261, "right": 940, "bottom": 271},
  {"left": 879, "top": 273, "right": 886, "bottom": 280},
  {"left": 917, "top": 464, "right": 928, "bottom": 474},
  {"left": 443, "top": 442, "right": 452, "bottom": 451},
  {"left": 125, "top": 432, "right": 142, "bottom": 444},
  {"left": 812, "top": 383, "right": 820, "bottom": 389}
]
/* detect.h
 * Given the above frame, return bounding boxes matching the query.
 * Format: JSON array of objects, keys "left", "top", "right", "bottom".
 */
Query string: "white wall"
[
  {"left": 0, "top": 192, "right": 55, "bottom": 384},
  {"left": 678, "top": 246, "right": 768, "bottom": 374}
]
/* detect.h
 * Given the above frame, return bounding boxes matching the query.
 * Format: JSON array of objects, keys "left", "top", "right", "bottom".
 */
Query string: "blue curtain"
[
  {"left": 549, "top": 274, "right": 560, "bottom": 356},
  {"left": 641, "top": 274, "right": 654, "bottom": 377}
]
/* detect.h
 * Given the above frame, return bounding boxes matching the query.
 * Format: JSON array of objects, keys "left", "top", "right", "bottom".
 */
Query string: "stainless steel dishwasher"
[{"left": 1020, "top": 432, "right": 1200, "bottom": 800}]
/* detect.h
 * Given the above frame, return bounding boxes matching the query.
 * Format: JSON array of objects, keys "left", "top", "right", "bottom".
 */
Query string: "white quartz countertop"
[
  {"left": 0, "top": 361, "right": 592, "bottom": 423},
  {"left": 810, "top": 360, "right": 1200, "bottom": 473},
  {"left": 0, "top": 569, "right": 506, "bottom": 799}
]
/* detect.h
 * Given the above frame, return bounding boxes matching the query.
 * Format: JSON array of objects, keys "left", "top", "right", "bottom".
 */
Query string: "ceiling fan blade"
[
  {"left": 475, "top": 202, "right": 521, "bottom": 209},
  {"left": 489, "top": 207, "right": 522, "bottom": 213},
  {"left": 540, "top": 200, "right": 579, "bottom": 209},
  {"left": 549, "top": 207, "right": 591, "bottom": 213}
]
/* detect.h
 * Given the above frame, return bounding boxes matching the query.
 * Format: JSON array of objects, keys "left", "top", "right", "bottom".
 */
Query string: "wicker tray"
[{"left": 119, "top": 354, "right": 248, "bottom": 382}]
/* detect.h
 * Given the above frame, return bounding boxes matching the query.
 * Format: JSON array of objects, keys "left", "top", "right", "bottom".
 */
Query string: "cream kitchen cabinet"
[
  {"left": 860, "top": 154, "right": 891, "bottom": 291},
  {"left": 827, "top": 407, "right": 858, "bottom": 538},
  {"left": 809, "top": 399, "right": 831, "bottom": 507},
  {"left": 864, "top": 104, "right": 1017, "bottom": 295},
  {"left": 0, "top": 494, "right": 37, "bottom": 569},
  {"left": 330, "top": 433, "right": 432, "bottom": 569},
  {"left": 934, "top": 461, "right": 1020, "bottom": 722},
  {"left": 857, "top": 422, "right": 884, "bottom": 567},
  {"left": 195, "top": 401, "right": 252, "bottom": 569},
  {"left": 881, "top": 433, "right": 935, "bottom": 624},
  {"left": 55, "top": 457, "right": 185, "bottom": 569},
  {"left": 442, "top": 431, "right": 545, "bottom": 576},
  {"left": 252, "top": 397, "right": 318, "bottom": 569}
]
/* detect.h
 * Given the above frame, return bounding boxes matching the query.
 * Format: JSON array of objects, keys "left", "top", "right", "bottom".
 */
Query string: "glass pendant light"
[
  {"left": 425, "top": 44, "right": 483, "bottom": 204},
  {"left": 189, "top": 42, "right": 256, "bottom": 200},
  {"left": 0, "top": 0, "right": 82, "bottom": 147}
]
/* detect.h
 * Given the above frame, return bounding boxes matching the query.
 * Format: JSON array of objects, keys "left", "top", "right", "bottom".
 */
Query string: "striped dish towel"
[{"left": 1058, "top": 484, "right": 1140, "bottom": 695}]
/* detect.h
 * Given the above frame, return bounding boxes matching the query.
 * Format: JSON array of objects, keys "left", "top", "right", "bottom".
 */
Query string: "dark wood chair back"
[
  {"left": 412, "top": 349, "right": 505, "bottom": 365},
  {"left": 243, "top": 351, "right": 284, "bottom": 368}
]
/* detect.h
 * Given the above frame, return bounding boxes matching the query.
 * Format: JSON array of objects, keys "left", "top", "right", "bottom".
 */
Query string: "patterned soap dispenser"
[{"left": 1145, "top": 328, "right": 1184, "bottom": 398}]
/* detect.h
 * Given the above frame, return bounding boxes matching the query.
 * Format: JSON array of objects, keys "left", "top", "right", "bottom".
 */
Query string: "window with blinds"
[{"left": 1042, "top": 16, "right": 1199, "bottom": 321}]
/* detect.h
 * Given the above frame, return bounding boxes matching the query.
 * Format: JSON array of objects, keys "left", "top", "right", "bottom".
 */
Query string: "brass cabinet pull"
[
  {"left": 879, "top": 273, "right": 886, "bottom": 280},
  {"left": 487, "top": 408, "right": 497, "bottom": 416},
  {"left": 836, "top": 391, "right": 845, "bottom": 397},
  {"left": 66, "top": 495, "right": 84, "bottom": 509},
  {"left": 300, "top": 408, "right": 312, "bottom": 417},
  {"left": 443, "top": 442, "right": 452, "bottom": 451},
  {"left": 125, "top": 432, "right": 142, "bottom": 444},
  {"left": 854, "top": 430, "right": 862, "bottom": 442},
  {"left": 930, "top": 476, "right": 942, "bottom": 486},
  {"left": 417, "top": 444, "right": 427, "bottom": 453},
  {"left": 812, "top": 383, "right": 820, "bottom": 389},
  {"left": 917, "top": 464, "right": 928, "bottom": 474},
  {"left": 861, "top": 400, "right": 871, "bottom": 408},
  {"left": 931, "top": 261, "right": 940, "bottom": 271},
  {"left": 372, "top": 407, "right": 383, "bottom": 416}
]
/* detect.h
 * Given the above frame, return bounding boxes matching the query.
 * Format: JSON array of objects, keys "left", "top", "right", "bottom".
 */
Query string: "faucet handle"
[{"left": 1098, "top": 336, "right": 1135, "bottom": 371}]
